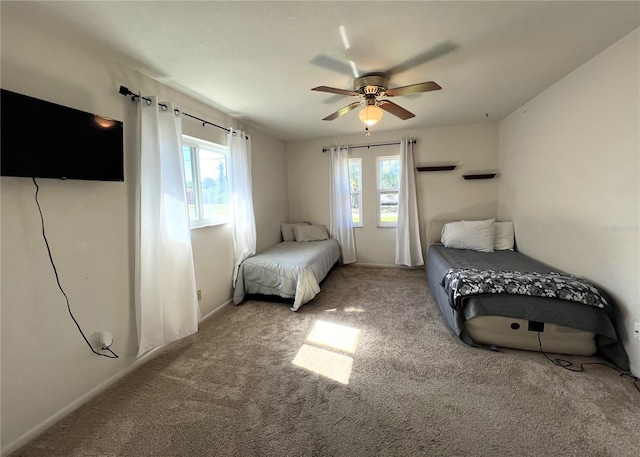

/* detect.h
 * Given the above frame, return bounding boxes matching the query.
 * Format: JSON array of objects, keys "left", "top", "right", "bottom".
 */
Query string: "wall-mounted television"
[{"left": 1, "top": 89, "right": 124, "bottom": 182}]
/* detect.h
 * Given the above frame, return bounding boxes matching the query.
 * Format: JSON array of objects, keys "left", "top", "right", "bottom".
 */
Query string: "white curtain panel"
[
  {"left": 329, "top": 146, "right": 357, "bottom": 264},
  {"left": 136, "top": 96, "right": 199, "bottom": 357},
  {"left": 395, "top": 140, "right": 424, "bottom": 267},
  {"left": 228, "top": 129, "right": 257, "bottom": 284}
]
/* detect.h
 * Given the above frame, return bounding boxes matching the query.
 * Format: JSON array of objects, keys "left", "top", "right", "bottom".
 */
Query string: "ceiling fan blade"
[
  {"left": 312, "top": 86, "right": 359, "bottom": 97},
  {"left": 310, "top": 54, "right": 359, "bottom": 77},
  {"left": 386, "top": 41, "right": 458, "bottom": 76},
  {"left": 378, "top": 100, "right": 415, "bottom": 120},
  {"left": 385, "top": 81, "right": 441, "bottom": 97},
  {"left": 322, "top": 101, "right": 362, "bottom": 121}
]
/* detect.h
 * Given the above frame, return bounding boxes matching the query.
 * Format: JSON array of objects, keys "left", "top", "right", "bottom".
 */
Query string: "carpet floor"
[{"left": 11, "top": 265, "right": 640, "bottom": 457}]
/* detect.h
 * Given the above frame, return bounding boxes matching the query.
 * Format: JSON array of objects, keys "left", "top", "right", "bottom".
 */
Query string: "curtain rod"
[
  {"left": 118, "top": 85, "right": 248, "bottom": 139},
  {"left": 322, "top": 139, "right": 416, "bottom": 153}
]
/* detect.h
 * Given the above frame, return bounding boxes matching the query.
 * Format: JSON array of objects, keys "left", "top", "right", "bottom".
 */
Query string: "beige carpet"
[{"left": 11, "top": 266, "right": 640, "bottom": 457}]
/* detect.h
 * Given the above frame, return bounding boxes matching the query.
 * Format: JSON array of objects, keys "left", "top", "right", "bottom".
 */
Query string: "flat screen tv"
[{"left": 1, "top": 89, "right": 124, "bottom": 182}]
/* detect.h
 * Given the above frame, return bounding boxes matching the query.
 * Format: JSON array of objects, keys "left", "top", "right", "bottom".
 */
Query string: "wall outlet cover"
[{"left": 100, "top": 332, "right": 114, "bottom": 348}]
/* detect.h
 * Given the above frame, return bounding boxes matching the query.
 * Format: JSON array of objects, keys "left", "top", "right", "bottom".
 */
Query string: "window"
[
  {"left": 376, "top": 155, "right": 400, "bottom": 227},
  {"left": 348, "top": 158, "right": 362, "bottom": 228},
  {"left": 182, "top": 135, "right": 230, "bottom": 228}
]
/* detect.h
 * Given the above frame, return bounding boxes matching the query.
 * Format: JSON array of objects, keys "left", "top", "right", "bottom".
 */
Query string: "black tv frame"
[{"left": 1, "top": 89, "right": 124, "bottom": 182}]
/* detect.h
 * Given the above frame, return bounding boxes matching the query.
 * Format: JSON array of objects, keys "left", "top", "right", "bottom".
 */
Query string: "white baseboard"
[
  {"left": 1, "top": 298, "right": 233, "bottom": 457},
  {"left": 200, "top": 298, "right": 232, "bottom": 323},
  {"left": 1, "top": 344, "right": 166, "bottom": 457}
]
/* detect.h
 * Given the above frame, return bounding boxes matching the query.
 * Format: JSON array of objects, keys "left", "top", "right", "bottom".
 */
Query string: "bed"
[
  {"left": 426, "top": 219, "right": 629, "bottom": 371},
  {"left": 233, "top": 223, "right": 341, "bottom": 311}
]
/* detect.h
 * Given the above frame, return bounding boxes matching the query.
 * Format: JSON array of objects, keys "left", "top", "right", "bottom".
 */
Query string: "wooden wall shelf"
[
  {"left": 416, "top": 165, "right": 457, "bottom": 172},
  {"left": 463, "top": 173, "right": 497, "bottom": 180}
]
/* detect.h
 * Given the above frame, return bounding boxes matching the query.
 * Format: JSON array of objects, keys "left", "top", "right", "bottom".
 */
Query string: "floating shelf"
[
  {"left": 463, "top": 173, "right": 497, "bottom": 180},
  {"left": 416, "top": 165, "right": 457, "bottom": 172}
]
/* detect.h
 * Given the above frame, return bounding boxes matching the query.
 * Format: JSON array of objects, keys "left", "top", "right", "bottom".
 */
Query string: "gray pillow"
[
  {"left": 293, "top": 224, "right": 329, "bottom": 242},
  {"left": 281, "top": 222, "right": 308, "bottom": 241}
]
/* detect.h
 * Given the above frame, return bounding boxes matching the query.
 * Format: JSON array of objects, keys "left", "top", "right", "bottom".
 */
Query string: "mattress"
[
  {"left": 465, "top": 316, "right": 596, "bottom": 355},
  {"left": 426, "top": 244, "right": 629, "bottom": 369},
  {"left": 233, "top": 239, "right": 341, "bottom": 311}
]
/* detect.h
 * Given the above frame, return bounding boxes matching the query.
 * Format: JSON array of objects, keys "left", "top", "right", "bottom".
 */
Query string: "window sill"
[{"left": 190, "top": 220, "right": 229, "bottom": 230}]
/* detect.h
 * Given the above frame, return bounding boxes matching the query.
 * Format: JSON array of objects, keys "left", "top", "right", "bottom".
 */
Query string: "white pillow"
[
  {"left": 494, "top": 221, "right": 515, "bottom": 250},
  {"left": 281, "top": 222, "right": 309, "bottom": 241},
  {"left": 293, "top": 224, "right": 329, "bottom": 242},
  {"left": 441, "top": 219, "right": 495, "bottom": 252}
]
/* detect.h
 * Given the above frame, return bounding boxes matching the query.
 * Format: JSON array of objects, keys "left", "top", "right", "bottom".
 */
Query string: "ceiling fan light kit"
[
  {"left": 312, "top": 71, "right": 441, "bottom": 128},
  {"left": 359, "top": 102, "right": 383, "bottom": 126}
]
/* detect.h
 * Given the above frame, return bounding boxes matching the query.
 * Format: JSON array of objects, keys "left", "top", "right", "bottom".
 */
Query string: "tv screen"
[{"left": 1, "top": 89, "right": 124, "bottom": 182}]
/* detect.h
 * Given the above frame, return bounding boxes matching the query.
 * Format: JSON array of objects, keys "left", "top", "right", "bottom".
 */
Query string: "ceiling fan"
[{"left": 311, "top": 72, "right": 441, "bottom": 125}]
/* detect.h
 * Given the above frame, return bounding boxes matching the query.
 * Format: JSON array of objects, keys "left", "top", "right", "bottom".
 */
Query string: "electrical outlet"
[
  {"left": 197, "top": 289, "right": 202, "bottom": 301},
  {"left": 100, "top": 332, "right": 114, "bottom": 348},
  {"left": 634, "top": 322, "right": 640, "bottom": 341}
]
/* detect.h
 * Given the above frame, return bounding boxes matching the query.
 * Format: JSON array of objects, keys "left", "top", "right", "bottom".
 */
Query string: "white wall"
[
  {"left": 0, "top": 12, "right": 287, "bottom": 454},
  {"left": 498, "top": 29, "right": 639, "bottom": 375},
  {"left": 251, "top": 129, "right": 290, "bottom": 253},
  {"left": 287, "top": 123, "right": 499, "bottom": 265}
]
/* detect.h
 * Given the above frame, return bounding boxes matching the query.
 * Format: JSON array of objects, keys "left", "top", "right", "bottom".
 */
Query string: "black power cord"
[
  {"left": 33, "top": 178, "right": 118, "bottom": 359},
  {"left": 537, "top": 331, "right": 638, "bottom": 393}
]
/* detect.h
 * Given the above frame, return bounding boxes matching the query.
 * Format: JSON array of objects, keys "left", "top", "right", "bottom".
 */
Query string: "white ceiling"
[{"left": 3, "top": 1, "right": 639, "bottom": 142}]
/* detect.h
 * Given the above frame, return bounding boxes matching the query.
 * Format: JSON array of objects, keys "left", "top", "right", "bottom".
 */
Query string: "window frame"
[
  {"left": 348, "top": 157, "right": 363, "bottom": 228},
  {"left": 376, "top": 155, "right": 400, "bottom": 228},
  {"left": 182, "top": 135, "right": 230, "bottom": 229}
]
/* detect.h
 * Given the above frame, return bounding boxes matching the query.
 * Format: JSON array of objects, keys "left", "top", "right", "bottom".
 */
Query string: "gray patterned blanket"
[{"left": 442, "top": 268, "right": 609, "bottom": 311}]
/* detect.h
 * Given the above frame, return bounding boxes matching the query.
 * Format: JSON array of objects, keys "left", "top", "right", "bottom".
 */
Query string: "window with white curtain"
[
  {"left": 182, "top": 135, "right": 230, "bottom": 228},
  {"left": 348, "top": 158, "right": 363, "bottom": 228},
  {"left": 376, "top": 155, "right": 400, "bottom": 228}
]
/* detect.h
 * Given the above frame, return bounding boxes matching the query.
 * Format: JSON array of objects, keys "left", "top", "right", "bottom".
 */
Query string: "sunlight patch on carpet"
[
  {"left": 344, "top": 307, "right": 366, "bottom": 313},
  {"left": 292, "top": 344, "right": 354, "bottom": 385},
  {"left": 325, "top": 307, "right": 366, "bottom": 314},
  {"left": 292, "top": 320, "right": 361, "bottom": 384},
  {"left": 306, "top": 320, "right": 361, "bottom": 353}
]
